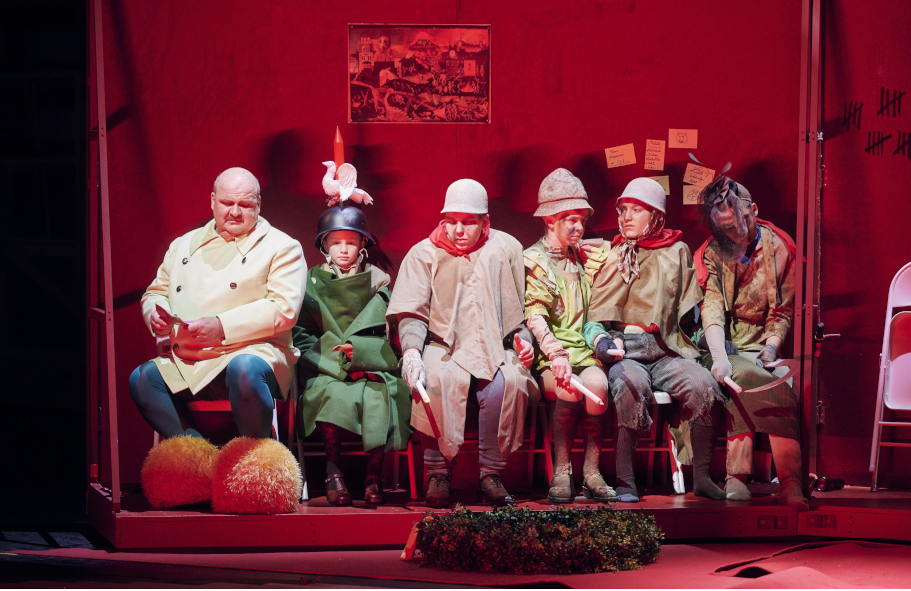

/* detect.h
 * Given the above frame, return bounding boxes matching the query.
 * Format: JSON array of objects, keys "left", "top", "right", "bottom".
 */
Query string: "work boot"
[
  {"left": 548, "top": 398, "right": 582, "bottom": 504},
  {"left": 364, "top": 475, "right": 384, "bottom": 504},
  {"left": 691, "top": 422, "right": 726, "bottom": 500},
  {"left": 547, "top": 467, "right": 575, "bottom": 503},
  {"left": 582, "top": 473, "right": 618, "bottom": 503},
  {"left": 425, "top": 473, "right": 451, "bottom": 508},
  {"left": 725, "top": 474, "right": 752, "bottom": 501},
  {"left": 479, "top": 474, "right": 515, "bottom": 507},
  {"left": 325, "top": 473, "right": 352, "bottom": 506},
  {"left": 770, "top": 435, "right": 809, "bottom": 512}
]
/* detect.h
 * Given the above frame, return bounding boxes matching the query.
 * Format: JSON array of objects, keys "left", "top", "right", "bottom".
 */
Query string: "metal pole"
[{"left": 92, "top": 0, "right": 120, "bottom": 512}]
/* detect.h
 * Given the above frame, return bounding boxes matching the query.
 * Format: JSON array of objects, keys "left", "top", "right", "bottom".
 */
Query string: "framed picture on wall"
[{"left": 348, "top": 24, "right": 490, "bottom": 123}]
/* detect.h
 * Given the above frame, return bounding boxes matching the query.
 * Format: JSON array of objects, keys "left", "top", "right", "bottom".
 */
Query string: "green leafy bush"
[{"left": 415, "top": 505, "right": 663, "bottom": 574}]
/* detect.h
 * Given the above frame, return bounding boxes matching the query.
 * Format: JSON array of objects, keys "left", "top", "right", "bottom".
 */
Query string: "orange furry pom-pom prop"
[
  {"left": 141, "top": 435, "right": 218, "bottom": 508},
  {"left": 211, "top": 437, "right": 302, "bottom": 514}
]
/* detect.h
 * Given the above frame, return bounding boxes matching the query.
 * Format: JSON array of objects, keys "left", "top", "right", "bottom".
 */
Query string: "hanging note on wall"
[
  {"left": 669, "top": 129, "right": 698, "bottom": 149},
  {"left": 683, "top": 163, "right": 715, "bottom": 187},
  {"left": 644, "top": 140, "right": 666, "bottom": 171},
  {"left": 606, "top": 143, "right": 636, "bottom": 168},
  {"left": 683, "top": 184, "right": 701, "bottom": 205},
  {"left": 646, "top": 176, "right": 670, "bottom": 195}
]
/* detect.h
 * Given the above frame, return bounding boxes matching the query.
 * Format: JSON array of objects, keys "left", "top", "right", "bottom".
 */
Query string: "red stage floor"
[
  {"left": 87, "top": 483, "right": 911, "bottom": 550},
  {"left": 9, "top": 539, "right": 911, "bottom": 588}
]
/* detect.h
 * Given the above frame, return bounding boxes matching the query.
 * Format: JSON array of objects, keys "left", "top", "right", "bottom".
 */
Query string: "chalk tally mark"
[
  {"left": 894, "top": 131, "right": 911, "bottom": 159},
  {"left": 866, "top": 131, "right": 892, "bottom": 156},
  {"left": 878, "top": 87, "right": 905, "bottom": 117},
  {"left": 843, "top": 101, "right": 863, "bottom": 130}
]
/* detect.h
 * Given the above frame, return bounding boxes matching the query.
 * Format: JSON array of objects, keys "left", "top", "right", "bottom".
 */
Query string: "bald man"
[{"left": 130, "top": 167, "right": 307, "bottom": 442}]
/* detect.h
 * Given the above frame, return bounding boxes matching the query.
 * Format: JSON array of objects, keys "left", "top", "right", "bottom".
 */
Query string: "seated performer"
[
  {"left": 293, "top": 204, "right": 412, "bottom": 505},
  {"left": 523, "top": 168, "right": 613, "bottom": 503},
  {"left": 130, "top": 167, "right": 306, "bottom": 506},
  {"left": 695, "top": 175, "right": 808, "bottom": 511},
  {"left": 583, "top": 177, "right": 726, "bottom": 503},
  {"left": 387, "top": 179, "right": 539, "bottom": 508}
]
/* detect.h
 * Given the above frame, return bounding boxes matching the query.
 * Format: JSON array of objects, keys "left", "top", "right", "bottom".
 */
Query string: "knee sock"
[
  {"left": 691, "top": 422, "right": 726, "bottom": 500},
  {"left": 366, "top": 446, "right": 385, "bottom": 479},
  {"left": 476, "top": 370, "right": 507, "bottom": 478},
  {"left": 581, "top": 411, "right": 605, "bottom": 477},
  {"left": 552, "top": 398, "right": 582, "bottom": 477},
  {"left": 421, "top": 432, "right": 450, "bottom": 476},
  {"left": 320, "top": 422, "right": 344, "bottom": 476},
  {"left": 226, "top": 355, "right": 280, "bottom": 439},
  {"left": 616, "top": 426, "right": 640, "bottom": 501}
]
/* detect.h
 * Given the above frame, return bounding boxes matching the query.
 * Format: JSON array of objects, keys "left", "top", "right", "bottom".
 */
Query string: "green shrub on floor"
[{"left": 415, "top": 505, "right": 663, "bottom": 574}]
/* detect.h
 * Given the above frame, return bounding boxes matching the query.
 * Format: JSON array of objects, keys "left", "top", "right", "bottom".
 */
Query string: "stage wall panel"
[
  {"left": 98, "top": 0, "right": 804, "bottom": 483},
  {"left": 817, "top": 1, "right": 911, "bottom": 488}
]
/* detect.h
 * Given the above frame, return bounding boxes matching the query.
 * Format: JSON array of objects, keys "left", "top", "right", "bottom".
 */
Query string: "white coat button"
[
  {"left": 230, "top": 282, "right": 237, "bottom": 289},
  {"left": 182, "top": 257, "right": 188, "bottom": 264},
  {"left": 176, "top": 286, "right": 182, "bottom": 292}
]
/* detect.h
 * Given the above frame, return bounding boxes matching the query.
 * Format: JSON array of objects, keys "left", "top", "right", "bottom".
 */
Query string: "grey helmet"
[{"left": 314, "top": 205, "right": 376, "bottom": 250}]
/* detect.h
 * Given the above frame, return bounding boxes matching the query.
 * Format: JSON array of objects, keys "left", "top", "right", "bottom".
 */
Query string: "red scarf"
[
  {"left": 610, "top": 229, "right": 683, "bottom": 249},
  {"left": 694, "top": 219, "right": 797, "bottom": 289},
  {"left": 428, "top": 217, "right": 491, "bottom": 258}
]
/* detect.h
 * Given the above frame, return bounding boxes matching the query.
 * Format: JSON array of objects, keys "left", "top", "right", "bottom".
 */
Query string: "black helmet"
[{"left": 314, "top": 205, "right": 376, "bottom": 250}]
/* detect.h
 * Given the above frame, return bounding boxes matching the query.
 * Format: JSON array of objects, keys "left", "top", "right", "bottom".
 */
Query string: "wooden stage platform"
[{"left": 87, "top": 483, "right": 911, "bottom": 550}]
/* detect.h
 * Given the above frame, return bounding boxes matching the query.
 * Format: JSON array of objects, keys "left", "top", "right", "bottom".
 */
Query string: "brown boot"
[
  {"left": 548, "top": 399, "right": 581, "bottom": 504},
  {"left": 325, "top": 473, "right": 352, "bottom": 506},
  {"left": 479, "top": 474, "right": 515, "bottom": 507},
  {"left": 425, "top": 473, "right": 451, "bottom": 508},
  {"left": 364, "top": 475, "right": 384, "bottom": 504}
]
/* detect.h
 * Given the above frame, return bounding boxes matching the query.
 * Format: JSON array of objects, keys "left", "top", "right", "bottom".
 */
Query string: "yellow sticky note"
[
  {"left": 644, "top": 140, "right": 666, "bottom": 171},
  {"left": 646, "top": 176, "right": 670, "bottom": 195},
  {"left": 683, "top": 163, "right": 715, "bottom": 187},
  {"left": 669, "top": 129, "right": 698, "bottom": 149},
  {"left": 605, "top": 143, "right": 636, "bottom": 168},
  {"left": 683, "top": 184, "right": 702, "bottom": 205}
]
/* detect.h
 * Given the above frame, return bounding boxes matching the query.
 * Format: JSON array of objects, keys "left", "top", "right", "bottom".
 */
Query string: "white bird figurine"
[{"left": 321, "top": 162, "right": 373, "bottom": 206}]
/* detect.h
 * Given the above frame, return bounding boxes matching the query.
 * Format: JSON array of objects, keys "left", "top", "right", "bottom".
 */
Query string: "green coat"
[{"left": 292, "top": 264, "right": 412, "bottom": 451}]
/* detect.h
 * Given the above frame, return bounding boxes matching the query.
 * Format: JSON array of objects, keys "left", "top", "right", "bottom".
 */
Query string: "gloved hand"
[
  {"left": 711, "top": 358, "right": 734, "bottom": 383},
  {"left": 594, "top": 336, "right": 624, "bottom": 365},
  {"left": 705, "top": 324, "right": 734, "bottom": 385},
  {"left": 402, "top": 348, "right": 426, "bottom": 392},
  {"left": 757, "top": 342, "right": 779, "bottom": 367}
]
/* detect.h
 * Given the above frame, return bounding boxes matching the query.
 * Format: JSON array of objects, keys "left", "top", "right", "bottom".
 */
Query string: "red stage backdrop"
[
  {"left": 98, "top": 0, "right": 842, "bottom": 484},
  {"left": 817, "top": 2, "right": 911, "bottom": 487}
]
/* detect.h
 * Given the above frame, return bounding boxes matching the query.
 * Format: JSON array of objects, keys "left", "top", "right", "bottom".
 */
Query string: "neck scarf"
[
  {"left": 610, "top": 211, "right": 682, "bottom": 283},
  {"left": 428, "top": 217, "right": 491, "bottom": 258}
]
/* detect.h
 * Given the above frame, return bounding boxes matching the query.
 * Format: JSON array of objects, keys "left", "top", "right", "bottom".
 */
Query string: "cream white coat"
[{"left": 140, "top": 217, "right": 306, "bottom": 397}]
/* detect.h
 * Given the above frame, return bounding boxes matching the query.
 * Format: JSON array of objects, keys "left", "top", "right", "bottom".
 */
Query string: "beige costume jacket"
[
  {"left": 586, "top": 241, "right": 702, "bottom": 359},
  {"left": 701, "top": 225, "right": 795, "bottom": 351},
  {"left": 386, "top": 230, "right": 540, "bottom": 460},
  {"left": 140, "top": 217, "right": 306, "bottom": 397}
]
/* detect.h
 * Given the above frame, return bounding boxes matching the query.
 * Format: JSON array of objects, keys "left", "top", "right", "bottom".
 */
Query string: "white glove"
[
  {"left": 402, "top": 348, "right": 426, "bottom": 392},
  {"left": 705, "top": 324, "right": 734, "bottom": 384}
]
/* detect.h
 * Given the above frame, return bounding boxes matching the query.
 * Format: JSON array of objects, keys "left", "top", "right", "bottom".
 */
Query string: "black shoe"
[
  {"left": 478, "top": 474, "right": 515, "bottom": 507},
  {"left": 425, "top": 473, "right": 451, "bottom": 508},
  {"left": 325, "top": 473, "right": 352, "bottom": 506}
]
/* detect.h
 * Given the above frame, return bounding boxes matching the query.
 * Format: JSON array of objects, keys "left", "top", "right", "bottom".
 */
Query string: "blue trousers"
[{"left": 129, "top": 355, "right": 281, "bottom": 439}]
